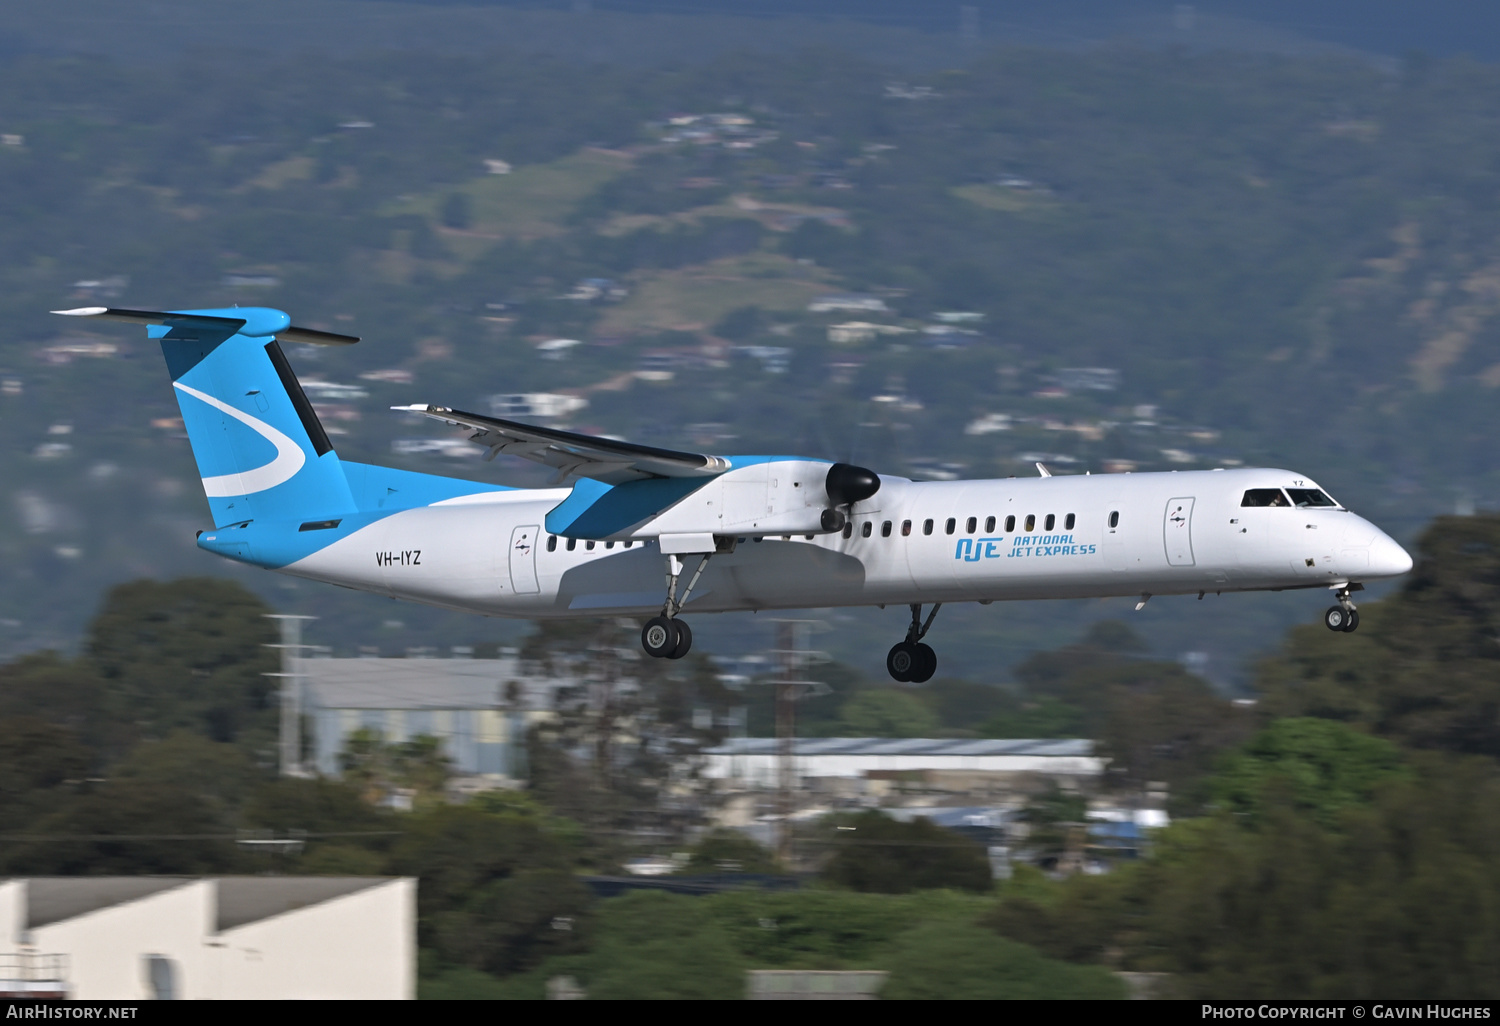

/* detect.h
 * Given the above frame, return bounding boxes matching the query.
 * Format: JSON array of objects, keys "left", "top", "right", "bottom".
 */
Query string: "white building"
[
  {"left": 826, "top": 321, "right": 915, "bottom": 345},
  {"left": 486, "top": 392, "right": 588, "bottom": 420},
  {"left": 703, "top": 738, "right": 1103, "bottom": 790},
  {"left": 808, "top": 294, "right": 890, "bottom": 314},
  {"left": 0, "top": 877, "right": 414, "bottom": 1000}
]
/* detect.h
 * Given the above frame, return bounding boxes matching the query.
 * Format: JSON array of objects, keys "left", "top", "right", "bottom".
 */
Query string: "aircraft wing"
[{"left": 392, "top": 405, "right": 730, "bottom": 484}]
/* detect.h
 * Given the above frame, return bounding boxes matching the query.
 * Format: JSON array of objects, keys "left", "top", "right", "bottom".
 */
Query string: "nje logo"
[{"left": 955, "top": 534, "right": 1098, "bottom": 562}]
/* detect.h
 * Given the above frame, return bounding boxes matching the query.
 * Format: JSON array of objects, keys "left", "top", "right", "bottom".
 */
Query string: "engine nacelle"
[{"left": 546, "top": 459, "right": 884, "bottom": 541}]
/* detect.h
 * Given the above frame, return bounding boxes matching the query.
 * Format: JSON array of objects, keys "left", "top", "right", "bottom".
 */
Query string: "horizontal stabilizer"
[
  {"left": 51, "top": 307, "right": 359, "bottom": 345},
  {"left": 393, "top": 404, "right": 729, "bottom": 484}
]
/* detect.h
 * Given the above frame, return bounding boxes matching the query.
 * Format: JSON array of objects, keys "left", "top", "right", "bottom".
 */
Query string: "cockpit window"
[
  {"left": 1287, "top": 488, "right": 1338, "bottom": 509},
  {"left": 1242, "top": 488, "right": 1290, "bottom": 507}
]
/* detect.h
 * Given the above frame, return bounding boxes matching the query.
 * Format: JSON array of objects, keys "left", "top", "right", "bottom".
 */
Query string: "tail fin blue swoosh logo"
[{"left": 172, "top": 380, "right": 306, "bottom": 496}]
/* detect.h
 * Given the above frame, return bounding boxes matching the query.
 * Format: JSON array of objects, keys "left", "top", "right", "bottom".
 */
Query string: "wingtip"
[
  {"left": 51, "top": 307, "right": 108, "bottom": 316},
  {"left": 391, "top": 404, "right": 443, "bottom": 412}
]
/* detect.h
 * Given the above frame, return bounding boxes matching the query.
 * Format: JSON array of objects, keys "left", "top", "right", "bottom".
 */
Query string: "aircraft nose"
[{"left": 1368, "top": 530, "right": 1414, "bottom": 578}]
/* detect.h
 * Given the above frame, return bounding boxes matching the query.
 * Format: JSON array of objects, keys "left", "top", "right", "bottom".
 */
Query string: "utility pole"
[
  {"left": 592, "top": 620, "right": 619, "bottom": 790},
  {"left": 775, "top": 619, "right": 798, "bottom": 866},
  {"left": 264, "top": 614, "right": 315, "bottom": 777},
  {"left": 771, "top": 619, "right": 827, "bottom": 868}
]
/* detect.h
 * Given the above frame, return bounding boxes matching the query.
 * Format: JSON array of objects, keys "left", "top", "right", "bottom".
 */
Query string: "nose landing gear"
[
  {"left": 1324, "top": 585, "right": 1360, "bottom": 633},
  {"left": 887, "top": 603, "right": 941, "bottom": 683}
]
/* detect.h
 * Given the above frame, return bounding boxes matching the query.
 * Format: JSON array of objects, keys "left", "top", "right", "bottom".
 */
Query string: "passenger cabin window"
[
  {"left": 881, "top": 521, "right": 892, "bottom": 538},
  {"left": 1065, "top": 513, "right": 1075, "bottom": 530},
  {"left": 1025, "top": 514, "right": 1036, "bottom": 532},
  {"left": 923, "top": 519, "right": 933, "bottom": 535},
  {"left": 843, "top": 522, "right": 853, "bottom": 539},
  {"left": 862, "top": 522, "right": 873, "bottom": 538},
  {"left": 1044, "top": 514, "right": 1055, "bottom": 531},
  {"left": 1287, "top": 488, "right": 1338, "bottom": 509},
  {"left": 901, "top": 520, "right": 912, "bottom": 537},
  {"left": 567, "top": 537, "right": 577, "bottom": 551},
  {"left": 966, "top": 517, "right": 977, "bottom": 534},
  {"left": 605, "top": 541, "right": 615, "bottom": 549},
  {"left": 1108, "top": 511, "right": 1119, "bottom": 528},
  {"left": 586, "top": 541, "right": 596, "bottom": 550},
  {"left": 1242, "top": 488, "right": 1290, "bottom": 507},
  {"left": 547, "top": 535, "right": 557, "bottom": 552},
  {"left": 985, "top": 516, "right": 996, "bottom": 533},
  {"left": 1005, "top": 515, "right": 1016, "bottom": 532},
  {"left": 945, "top": 518, "right": 956, "bottom": 535}
]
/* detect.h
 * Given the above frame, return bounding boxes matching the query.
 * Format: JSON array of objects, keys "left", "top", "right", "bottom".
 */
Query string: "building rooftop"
[
  {"left": 25, "top": 877, "right": 191, "bottom": 929},
  {"left": 705, "top": 738, "right": 1093, "bottom": 757},
  {"left": 15, "top": 877, "right": 393, "bottom": 933},
  {"left": 298, "top": 656, "right": 528, "bottom": 710},
  {"left": 215, "top": 877, "right": 387, "bottom": 932}
]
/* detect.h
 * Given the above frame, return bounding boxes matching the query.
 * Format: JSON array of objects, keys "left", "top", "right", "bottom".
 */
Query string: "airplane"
[{"left": 55, "top": 304, "right": 1413, "bottom": 682}]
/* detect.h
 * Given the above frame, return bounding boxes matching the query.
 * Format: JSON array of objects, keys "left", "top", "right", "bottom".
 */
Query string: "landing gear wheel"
[
  {"left": 1324, "top": 606, "right": 1352, "bottom": 632},
  {"left": 887, "top": 641, "right": 919, "bottom": 682},
  {"left": 1341, "top": 608, "right": 1360, "bottom": 633},
  {"left": 642, "top": 616, "right": 679, "bottom": 658},
  {"left": 909, "top": 643, "right": 937, "bottom": 683},
  {"left": 667, "top": 618, "right": 693, "bottom": 659}
]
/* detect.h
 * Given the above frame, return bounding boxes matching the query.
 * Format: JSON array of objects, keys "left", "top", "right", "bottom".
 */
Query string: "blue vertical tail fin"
[{"left": 54, "top": 306, "right": 359, "bottom": 528}]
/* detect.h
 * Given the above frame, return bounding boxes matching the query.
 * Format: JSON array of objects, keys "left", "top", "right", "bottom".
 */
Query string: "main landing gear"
[
  {"left": 1324, "top": 585, "right": 1360, "bottom": 633},
  {"left": 641, "top": 552, "right": 711, "bottom": 660},
  {"left": 887, "top": 603, "right": 941, "bottom": 683}
]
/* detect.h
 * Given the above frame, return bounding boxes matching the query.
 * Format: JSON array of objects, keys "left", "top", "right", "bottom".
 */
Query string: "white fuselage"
[{"left": 279, "top": 467, "right": 1412, "bottom": 619}]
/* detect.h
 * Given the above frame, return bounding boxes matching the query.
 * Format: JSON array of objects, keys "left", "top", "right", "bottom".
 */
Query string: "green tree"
[
  {"left": 2, "top": 777, "right": 241, "bottom": 876},
  {"left": 680, "top": 828, "right": 779, "bottom": 875},
  {"left": 1210, "top": 718, "right": 1409, "bottom": 826},
  {"left": 821, "top": 811, "right": 992, "bottom": 894},
  {"left": 84, "top": 578, "right": 279, "bottom": 754},
  {"left": 881, "top": 921, "right": 1126, "bottom": 999},
  {"left": 338, "top": 728, "right": 453, "bottom": 806},
  {"left": 543, "top": 890, "right": 747, "bottom": 1000},
  {"left": 0, "top": 717, "right": 90, "bottom": 828},
  {"left": 838, "top": 689, "right": 938, "bottom": 737},
  {"left": 1259, "top": 516, "right": 1500, "bottom": 759},
  {"left": 390, "top": 802, "right": 590, "bottom": 977},
  {"left": 0, "top": 653, "right": 112, "bottom": 758}
]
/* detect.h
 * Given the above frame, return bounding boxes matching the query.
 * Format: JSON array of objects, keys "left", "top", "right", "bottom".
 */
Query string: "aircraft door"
[
  {"left": 1164, "top": 497, "right": 1196, "bottom": 567},
  {"left": 509, "top": 524, "right": 541, "bottom": 594}
]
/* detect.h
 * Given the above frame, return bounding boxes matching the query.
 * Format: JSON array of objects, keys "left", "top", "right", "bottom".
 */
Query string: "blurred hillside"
[{"left": 0, "top": 28, "right": 1496, "bottom": 679}]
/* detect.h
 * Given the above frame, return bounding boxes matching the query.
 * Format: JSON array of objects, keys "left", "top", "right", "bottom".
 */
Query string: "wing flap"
[{"left": 393, "top": 404, "right": 729, "bottom": 484}]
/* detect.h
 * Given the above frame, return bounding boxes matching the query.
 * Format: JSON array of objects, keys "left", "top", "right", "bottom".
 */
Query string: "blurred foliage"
[
  {"left": 989, "top": 748, "right": 1500, "bottom": 998},
  {"left": 1209, "top": 718, "right": 1409, "bottom": 827},
  {"left": 879, "top": 921, "right": 1125, "bottom": 1000},
  {"left": 679, "top": 828, "right": 779, "bottom": 876},
  {"left": 339, "top": 728, "right": 453, "bottom": 806},
  {"left": 9, "top": 512, "right": 1500, "bottom": 997},
  {"left": 1259, "top": 515, "right": 1500, "bottom": 758},
  {"left": 389, "top": 803, "right": 593, "bottom": 977},
  {"left": 467, "top": 887, "right": 1117, "bottom": 1000},
  {"left": 837, "top": 688, "right": 939, "bottom": 737},
  {"left": 819, "top": 810, "right": 993, "bottom": 894}
]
